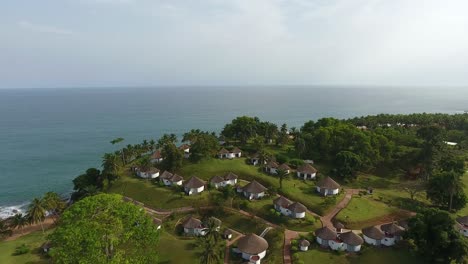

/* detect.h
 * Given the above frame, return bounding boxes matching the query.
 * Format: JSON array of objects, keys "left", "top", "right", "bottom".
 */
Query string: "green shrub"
[
  {"left": 275, "top": 154, "right": 289, "bottom": 164},
  {"left": 291, "top": 245, "right": 298, "bottom": 252},
  {"left": 13, "top": 244, "right": 30, "bottom": 256},
  {"left": 289, "top": 159, "right": 305, "bottom": 168}
]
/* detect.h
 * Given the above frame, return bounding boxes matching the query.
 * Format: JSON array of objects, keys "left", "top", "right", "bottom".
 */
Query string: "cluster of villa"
[
  {"left": 210, "top": 172, "right": 239, "bottom": 188},
  {"left": 264, "top": 161, "right": 291, "bottom": 174},
  {"left": 218, "top": 147, "right": 242, "bottom": 159},
  {"left": 362, "top": 222, "right": 406, "bottom": 246},
  {"left": 273, "top": 196, "right": 307, "bottom": 219}
]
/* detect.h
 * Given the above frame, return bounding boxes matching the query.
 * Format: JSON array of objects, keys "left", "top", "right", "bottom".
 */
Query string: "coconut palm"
[
  {"left": 43, "top": 192, "right": 66, "bottom": 222},
  {"left": 277, "top": 169, "right": 289, "bottom": 190},
  {"left": 27, "top": 198, "right": 46, "bottom": 233},
  {"left": 10, "top": 213, "right": 28, "bottom": 235},
  {"left": 102, "top": 152, "right": 120, "bottom": 174},
  {"left": 110, "top": 137, "right": 125, "bottom": 165}
]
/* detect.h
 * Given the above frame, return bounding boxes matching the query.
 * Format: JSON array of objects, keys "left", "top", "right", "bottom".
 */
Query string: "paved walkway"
[{"left": 283, "top": 230, "right": 298, "bottom": 264}]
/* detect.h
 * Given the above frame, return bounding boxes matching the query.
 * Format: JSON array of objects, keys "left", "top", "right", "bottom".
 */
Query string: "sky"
[{"left": 1, "top": 0, "right": 468, "bottom": 88}]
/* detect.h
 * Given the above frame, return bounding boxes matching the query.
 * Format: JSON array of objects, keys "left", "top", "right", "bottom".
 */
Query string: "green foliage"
[
  {"left": 288, "top": 159, "right": 305, "bottom": 168},
  {"left": 0, "top": 220, "right": 12, "bottom": 239},
  {"left": 13, "top": 244, "right": 30, "bottom": 256},
  {"left": 188, "top": 132, "right": 219, "bottom": 162},
  {"left": 161, "top": 141, "right": 184, "bottom": 171},
  {"left": 72, "top": 168, "right": 104, "bottom": 201},
  {"left": 49, "top": 193, "right": 159, "bottom": 264},
  {"left": 426, "top": 171, "right": 467, "bottom": 211},
  {"left": 405, "top": 208, "right": 468, "bottom": 263},
  {"left": 333, "top": 150, "right": 362, "bottom": 181},
  {"left": 275, "top": 154, "right": 289, "bottom": 164}
]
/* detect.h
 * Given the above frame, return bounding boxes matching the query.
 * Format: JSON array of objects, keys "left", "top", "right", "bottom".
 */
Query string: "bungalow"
[
  {"left": 250, "top": 153, "right": 260, "bottom": 166},
  {"left": 316, "top": 176, "right": 340, "bottom": 196},
  {"left": 223, "top": 229, "right": 233, "bottom": 240},
  {"left": 315, "top": 226, "right": 342, "bottom": 250},
  {"left": 296, "top": 164, "right": 317, "bottom": 180},
  {"left": 236, "top": 233, "right": 269, "bottom": 264},
  {"left": 380, "top": 222, "right": 405, "bottom": 246},
  {"left": 150, "top": 150, "right": 163, "bottom": 163},
  {"left": 136, "top": 168, "right": 160, "bottom": 179},
  {"left": 242, "top": 180, "right": 268, "bottom": 200},
  {"left": 231, "top": 147, "right": 242, "bottom": 158},
  {"left": 210, "top": 172, "right": 238, "bottom": 189},
  {"left": 339, "top": 231, "right": 363, "bottom": 252},
  {"left": 273, "top": 196, "right": 306, "bottom": 219},
  {"left": 179, "top": 144, "right": 190, "bottom": 158},
  {"left": 184, "top": 176, "right": 205, "bottom": 195},
  {"left": 456, "top": 216, "right": 468, "bottom": 237},
  {"left": 161, "top": 171, "right": 183, "bottom": 186},
  {"left": 362, "top": 226, "right": 385, "bottom": 246},
  {"left": 218, "top": 147, "right": 242, "bottom": 159},
  {"left": 299, "top": 239, "right": 310, "bottom": 251},
  {"left": 182, "top": 216, "right": 206, "bottom": 236},
  {"left": 218, "top": 148, "right": 230, "bottom": 159},
  {"left": 153, "top": 217, "right": 162, "bottom": 230},
  {"left": 265, "top": 162, "right": 290, "bottom": 175}
]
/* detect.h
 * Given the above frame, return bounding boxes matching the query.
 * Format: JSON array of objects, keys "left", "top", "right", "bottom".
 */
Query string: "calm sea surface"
[{"left": 0, "top": 86, "right": 466, "bottom": 218}]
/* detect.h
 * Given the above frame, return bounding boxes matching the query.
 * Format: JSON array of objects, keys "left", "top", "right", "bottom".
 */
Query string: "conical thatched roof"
[
  {"left": 184, "top": 176, "right": 205, "bottom": 189},
  {"left": 288, "top": 202, "right": 307, "bottom": 214},
  {"left": 299, "top": 239, "right": 310, "bottom": 247},
  {"left": 339, "top": 231, "right": 363, "bottom": 246},
  {"left": 278, "top": 163, "right": 291, "bottom": 170},
  {"left": 317, "top": 176, "right": 340, "bottom": 189},
  {"left": 218, "top": 148, "right": 229, "bottom": 154},
  {"left": 297, "top": 164, "right": 317, "bottom": 174},
  {"left": 362, "top": 226, "right": 385, "bottom": 240},
  {"left": 315, "top": 226, "right": 337, "bottom": 240},
  {"left": 160, "top": 171, "right": 173, "bottom": 179},
  {"left": 210, "top": 175, "right": 225, "bottom": 184},
  {"left": 170, "top": 174, "right": 184, "bottom": 182},
  {"left": 232, "top": 147, "right": 242, "bottom": 154},
  {"left": 273, "top": 196, "right": 292, "bottom": 208},
  {"left": 182, "top": 216, "right": 202, "bottom": 229},
  {"left": 224, "top": 172, "right": 238, "bottom": 180},
  {"left": 334, "top": 221, "right": 345, "bottom": 230},
  {"left": 381, "top": 222, "right": 405, "bottom": 235},
  {"left": 266, "top": 161, "right": 279, "bottom": 168},
  {"left": 237, "top": 234, "right": 269, "bottom": 255},
  {"left": 243, "top": 180, "right": 267, "bottom": 194}
]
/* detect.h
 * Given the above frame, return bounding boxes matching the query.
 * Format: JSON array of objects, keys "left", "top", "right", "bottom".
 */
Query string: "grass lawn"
[
  {"left": 157, "top": 231, "right": 201, "bottom": 264},
  {"left": 0, "top": 230, "right": 51, "bottom": 264},
  {"left": 178, "top": 158, "right": 339, "bottom": 214},
  {"left": 296, "top": 245, "right": 425, "bottom": 264},
  {"left": 335, "top": 196, "right": 412, "bottom": 229}
]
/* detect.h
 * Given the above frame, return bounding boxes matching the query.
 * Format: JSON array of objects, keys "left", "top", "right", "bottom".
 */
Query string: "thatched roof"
[
  {"left": 278, "top": 163, "right": 291, "bottom": 170},
  {"left": 170, "top": 174, "right": 184, "bottom": 182},
  {"left": 232, "top": 147, "right": 242, "bottom": 154},
  {"left": 160, "top": 171, "right": 173, "bottom": 179},
  {"left": 362, "top": 226, "right": 385, "bottom": 240},
  {"left": 251, "top": 152, "right": 260, "bottom": 159},
  {"left": 224, "top": 229, "right": 233, "bottom": 236},
  {"left": 243, "top": 180, "right": 268, "bottom": 194},
  {"left": 210, "top": 175, "right": 225, "bottom": 184},
  {"left": 316, "top": 176, "right": 340, "bottom": 189},
  {"left": 224, "top": 172, "right": 238, "bottom": 180},
  {"left": 456, "top": 216, "right": 468, "bottom": 226},
  {"left": 273, "top": 196, "right": 292, "bottom": 208},
  {"left": 288, "top": 202, "right": 307, "bottom": 214},
  {"left": 334, "top": 221, "right": 345, "bottom": 230},
  {"left": 299, "top": 239, "right": 310, "bottom": 247},
  {"left": 297, "top": 164, "right": 317, "bottom": 174},
  {"left": 315, "top": 226, "right": 337, "bottom": 240},
  {"left": 266, "top": 161, "right": 279, "bottom": 168},
  {"left": 339, "top": 231, "right": 363, "bottom": 246},
  {"left": 381, "top": 222, "right": 405, "bottom": 235},
  {"left": 237, "top": 234, "right": 269, "bottom": 255},
  {"left": 184, "top": 176, "right": 205, "bottom": 189},
  {"left": 218, "top": 148, "right": 229, "bottom": 154},
  {"left": 182, "top": 216, "right": 202, "bottom": 229}
]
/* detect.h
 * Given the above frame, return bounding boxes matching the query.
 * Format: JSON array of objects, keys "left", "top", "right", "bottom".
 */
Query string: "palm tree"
[
  {"left": 27, "top": 198, "right": 46, "bottom": 233},
  {"left": 0, "top": 220, "right": 12, "bottom": 239},
  {"left": 277, "top": 169, "right": 289, "bottom": 190},
  {"left": 149, "top": 139, "right": 156, "bottom": 153},
  {"left": 10, "top": 213, "right": 28, "bottom": 235},
  {"left": 102, "top": 152, "right": 120, "bottom": 174},
  {"left": 43, "top": 192, "right": 66, "bottom": 222},
  {"left": 110, "top": 137, "right": 125, "bottom": 165}
]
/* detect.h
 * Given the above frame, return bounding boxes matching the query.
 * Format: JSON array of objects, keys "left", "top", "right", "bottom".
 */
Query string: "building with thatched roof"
[
  {"left": 264, "top": 161, "right": 279, "bottom": 174},
  {"left": 299, "top": 239, "right": 310, "bottom": 251},
  {"left": 242, "top": 180, "right": 268, "bottom": 200},
  {"left": 150, "top": 150, "right": 163, "bottom": 163},
  {"left": 136, "top": 167, "right": 160, "bottom": 179},
  {"left": 250, "top": 152, "right": 261, "bottom": 166},
  {"left": 184, "top": 176, "right": 205, "bottom": 195},
  {"left": 236, "top": 233, "right": 269, "bottom": 263},
  {"left": 315, "top": 226, "right": 341, "bottom": 249},
  {"left": 339, "top": 231, "right": 363, "bottom": 252},
  {"left": 210, "top": 172, "right": 238, "bottom": 189},
  {"left": 296, "top": 164, "right": 318, "bottom": 180},
  {"left": 456, "top": 216, "right": 468, "bottom": 237},
  {"left": 164, "top": 173, "right": 183, "bottom": 186},
  {"left": 273, "top": 196, "right": 307, "bottom": 219},
  {"left": 362, "top": 226, "right": 385, "bottom": 246},
  {"left": 224, "top": 229, "right": 233, "bottom": 239},
  {"left": 218, "top": 147, "right": 242, "bottom": 159},
  {"left": 182, "top": 216, "right": 205, "bottom": 236},
  {"left": 316, "top": 176, "right": 340, "bottom": 196},
  {"left": 380, "top": 222, "right": 405, "bottom": 246}
]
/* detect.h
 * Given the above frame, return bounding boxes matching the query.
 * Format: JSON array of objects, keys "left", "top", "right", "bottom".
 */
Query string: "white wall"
[
  {"left": 363, "top": 235, "right": 379, "bottom": 246},
  {"left": 329, "top": 240, "right": 344, "bottom": 251},
  {"left": 381, "top": 236, "right": 396, "bottom": 246},
  {"left": 292, "top": 212, "right": 306, "bottom": 219}
]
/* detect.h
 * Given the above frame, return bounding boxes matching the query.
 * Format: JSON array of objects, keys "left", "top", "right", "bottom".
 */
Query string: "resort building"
[
  {"left": 315, "top": 226, "right": 342, "bottom": 250},
  {"left": 273, "top": 196, "right": 306, "bottom": 218},
  {"left": 150, "top": 150, "right": 163, "bottom": 163},
  {"left": 242, "top": 180, "right": 268, "bottom": 200},
  {"left": 136, "top": 168, "right": 160, "bottom": 179},
  {"left": 299, "top": 239, "right": 310, "bottom": 251},
  {"left": 456, "top": 216, "right": 468, "bottom": 237},
  {"left": 380, "top": 222, "right": 405, "bottom": 246},
  {"left": 223, "top": 229, "right": 233, "bottom": 240},
  {"left": 250, "top": 153, "right": 260, "bottom": 166},
  {"left": 316, "top": 176, "right": 340, "bottom": 196},
  {"left": 160, "top": 171, "right": 183, "bottom": 186},
  {"left": 182, "top": 216, "right": 206, "bottom": 236},
  {"left": 296, "top": 164, "right": 317, "bottom": 180},
  {"left": 179, "top": 144, "right": 190, "bottom": 158},
  {"left": 183, "top": 176, "right": 205, "bottom": 195},
  {"left": 362, "top": 226, "right": 385, "bottom": 246},
  {"left": 218, "top": 147, "right": 242, "bottom": 159},
  {"left": 210, "top": 172, "right": 238, "bottom": 189},
  {"left": 236, "top": 233, "right": 269, "bottom": 264},
  {"left": 339, "top": 231, "right": 364, "bottom": 252},
  {"left": 264, "top": 161, "right": 290, "bottom": 175}
]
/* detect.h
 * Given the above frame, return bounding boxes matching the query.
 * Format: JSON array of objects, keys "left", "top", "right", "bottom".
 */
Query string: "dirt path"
[
  {"left": 283, "top": 230, "right": 298, "bottom": 264},
  {"left": 223, "top": 229, "right": 243, "bottom": 264},
  {"left": 320, "top": 189, "right": 362, "bottom": 228},
  {"left": 4, "top": 217, "right": 55, "bottom": 241}
]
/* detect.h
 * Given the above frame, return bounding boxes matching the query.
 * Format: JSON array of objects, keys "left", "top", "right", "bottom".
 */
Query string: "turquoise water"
[{"left": 0, "top": 86, "right": 466, "bottom": 218}]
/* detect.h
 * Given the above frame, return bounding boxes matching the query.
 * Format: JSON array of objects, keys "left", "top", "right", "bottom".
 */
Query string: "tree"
[
  {"left": 417, "top": 126, "right": 444, "bottom": 179},
  {"left": 426, "top": 171, "right": 466, "bottom": 211},
  {"left": 401, "top": 180, "right": 425, "bottom": 200},
  {"left": 110, "top": 137, "right": 125, "bottom": 165},
  {"left": 161, "top": 142, "right": 183, "bottom": 171},
  {"left": 198, "top": 217, "right": 222, "bottom": 264},
  {"left": 405, "top": 208, "right": 468, "bottom": 263},
  {"left": 10, "top": 213, "right": 28, "bottom": 234},
  {"left": 277, "top": 169, "right": 289, "bottom": 190},
  {"left": 156, "top": 134, "right": 177, "bottom": 149},
  {"left": 72, "top": 168, "right": 104, "bottom": 201},
  {"left": 42, "top": 192, "right": 66, "bottom": 222},
  {"left": 222, "top": 116, "right": 259, "bottom": 144},
  {"left": 27, "top": 198, "right": 46, "bottom": 233},
  {"left": 189, "top": 133, "right": 219, "bottom": 162},
  {"left": 333, "top": 151, "right": 362, "bottom": 181},
  {"left": 252, "top": 135, "right": 265, "bottom": 152},
  {"left": 277, "top": 123, "right": 289, "bottom": 146},
  {"left": 102, "top": 152, "right": 121, "bottom": 175},
  {"left": 49, "top": 194, "right": 159, "bottom": 263},
  {"left": 294, "top": 137, "right": 306, "bottom": 157},
  {"left": 0, "top": 220, "right": 12, "bottom": 239}
]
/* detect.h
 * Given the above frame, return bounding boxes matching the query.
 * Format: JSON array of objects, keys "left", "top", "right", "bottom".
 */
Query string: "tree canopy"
[{"left": 49, "top": 193, "right": 159, "bottom": 264}]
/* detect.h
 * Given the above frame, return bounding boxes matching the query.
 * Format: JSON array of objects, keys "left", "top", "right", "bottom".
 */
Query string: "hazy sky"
[{"left": 1, "top": 0, "right": 468, "bottom": 88}]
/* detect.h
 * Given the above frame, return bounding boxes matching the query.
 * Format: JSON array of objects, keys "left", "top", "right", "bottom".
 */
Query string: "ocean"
[{"left": 0, "top": 86, "right": 466, "bottom": 218}]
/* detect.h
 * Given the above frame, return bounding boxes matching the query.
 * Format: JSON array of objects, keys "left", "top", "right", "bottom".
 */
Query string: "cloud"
[{"left": 18, "top": 20, "right": 73, "bottom": 35}]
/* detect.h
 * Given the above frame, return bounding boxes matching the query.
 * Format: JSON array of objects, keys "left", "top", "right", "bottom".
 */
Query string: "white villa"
[
  {"left": 380, "top": 222, "right": 405, "bottom": 246},
  {"left": 339, "top": 231, "right": 364, "bottom": 252},
  {"left": 136, "top": 168, "right": 160, "bottom": 179},
  {"left": 160, "top": 171, "right": 183, "bottom": 186},
  {"left": 183, "top": 176, "right": 205, "bottom": 195},
  {"left": 299, "top": 239, "right": 310, "bottom": 251},
  {"left": 362, "top": 226, "right": 385, "bottom": 246},
  {"left": 182, "top": 216, "right": 206, "bottom": 236},
  {"left": 210, "top": 172, "right": 238, "bottom": 188},
  {"left": 316, "top": 176, "right": 340, "bottom": 196},
  {"left": 242, "top": 180, "right": 268, "bottom": 200},
  {"left": 236, "top": 234, "right": 269, "bottom": 264},
  {"left": 273, "top": 196, "right": 306, "bottom": 219},
  {"left": 296, "top": 164, "right": 317, "bottom": 180},
  {"left": 456, "top": 216, "right": 468, "bottom": 237},
  {"left": 315, "top": 227, "right": 364, "bottom": 252},
  {"left": 264, "top": 161, "right": 291, "bottom": 175},
  {"left": 150, "top": 150, "right": 163, "bottom": 163},
  {"left": 218, "top": 147, "right": 242, "bottom": 159}
]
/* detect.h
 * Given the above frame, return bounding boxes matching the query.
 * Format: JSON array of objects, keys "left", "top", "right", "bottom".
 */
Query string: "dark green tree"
[
  {"left": 222, "top": 116, "right": 259, "bottom": 144},
  {"left": 161, "top": 142, "right": 184, "bottom": 171},
  {"left": 277, "top": 169, "right": 289, "bottom": 190},
  {"left": 10, "top": 213, "right": 28, "bottom": 235},
  {"left": 27, "top": 198, "right": 46, "bottom": 233},
  {"left": 334, "top": 151, "right": 362, "bottom": 181},
  {"left": 426, "top": 171, "right": 466, "bottom": 211}
]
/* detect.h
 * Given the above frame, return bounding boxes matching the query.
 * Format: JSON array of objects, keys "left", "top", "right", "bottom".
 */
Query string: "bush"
[
  {"left": 291, "top": 245, "right": 298, "bottom": 252},
  {"left": 13, "top": 244, "right": 30, "bottom": 255},
  {"left": 288, "top": 159, "right": 305, "bottom": 168},
  {"left": 275, "top": 154, "right": 289, "bottom": 164}
]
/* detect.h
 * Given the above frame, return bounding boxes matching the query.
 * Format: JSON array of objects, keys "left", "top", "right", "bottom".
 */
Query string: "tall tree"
[
  {"left": 161, "top": 142, "right": 184, "bottom": 171},
  {"left": 417, "top": 126, "right": 444, "bottom": 179},
  {"left": 277, "top": 169, "right": 289, "bottom": 190},
  {"left": 27, "top": 198, "right": 46, "bottom": 233},
  {"left": 426, "top": 171, "right": 466, "bottom": 211},
  {"left": 49, "top": 194, "right": 159, "bottom": 263},
  {"left": 333, "top": 151, "right": 362, "bottom": 181},
  {"left": 277, "top": 123, "right": 289, "bottom": 146},
  {"left": 42, "top": 192, "right": 66, "bottom": 222},
  {"left": 198, "top": 217, "right": 222, "bottom": 264},
  {"left": 72, "top": 168, "right": 104, "bottom": 201},
  {"left": 189, "top": 133, "right": 219, "bottom": 162},
  {"left": 10, "top": 213, "right": 28, "bottom": 235},
  {"left": 110, "top": 137, "right": 125, "bottom": 165},
  {"left": 222, "top": 116, "right": 259, "bottom": 144},
  {"left": 156, "top": 134, "right": 177, "bottom": 149}
]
